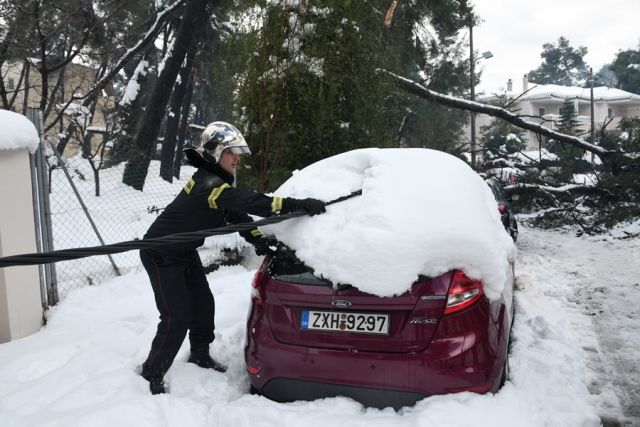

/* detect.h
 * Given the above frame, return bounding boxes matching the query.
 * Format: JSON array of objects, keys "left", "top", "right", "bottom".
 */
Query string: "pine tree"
[
  {"left": 528, "top": 37, "right": 589, "bottom": 86},
  {"left": 609, "top": 46, "right": 640, "bottom": 95},
  {"left": 234, "top": 0, "right": 471, "bottom": 191},
  {"left": 548, "top": 99, "right": 587, "bottom": 180},
  {"left": 480, "top": 120, "right": 526, "bottom": 159},
  {"left": 557, "top": 99, "right": 582, "bottom": 136}
]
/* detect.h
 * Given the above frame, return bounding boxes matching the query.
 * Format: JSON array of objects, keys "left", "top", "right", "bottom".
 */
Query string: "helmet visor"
[{"left": 226, "top": 145, "right": 252, "bottom": 156}]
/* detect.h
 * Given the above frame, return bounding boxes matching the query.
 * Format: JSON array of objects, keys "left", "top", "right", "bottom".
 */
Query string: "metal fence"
[{"left": 28, "top": 109, "right": 245, "bottom": 305}]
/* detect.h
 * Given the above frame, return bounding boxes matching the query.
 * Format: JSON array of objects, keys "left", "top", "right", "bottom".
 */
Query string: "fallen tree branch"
[
  {"left": 379, "top": 69, "right": 614, "bottom": 159},
  {"left": 505, "top": 183, "right": 614, "bottom": 199}
]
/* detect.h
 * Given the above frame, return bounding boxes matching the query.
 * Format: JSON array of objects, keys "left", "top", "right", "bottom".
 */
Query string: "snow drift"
[{"left": 265, "top": 148, "right": 517, "bottom": 299}]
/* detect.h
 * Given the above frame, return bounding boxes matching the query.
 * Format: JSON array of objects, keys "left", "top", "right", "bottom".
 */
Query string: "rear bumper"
[
  {"left": 262, "top": 378, "right": 425, "bottom": 410},
  {"left": 245, "top": 301, "right": 508, "bottom": 408}
]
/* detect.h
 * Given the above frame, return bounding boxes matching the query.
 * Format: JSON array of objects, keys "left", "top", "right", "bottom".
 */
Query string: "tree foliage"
[
  {"left": 234, "top": 0, "right": 472, "bottom": 191},
  {"left": 609, "top": 45, "right": 640, "bottom": 95},
  {"left": 528, "top": 36, "right": 590, "bottom": 86},
  {"left": 480, "top": 119, "right": 526, "bottom": 159}
]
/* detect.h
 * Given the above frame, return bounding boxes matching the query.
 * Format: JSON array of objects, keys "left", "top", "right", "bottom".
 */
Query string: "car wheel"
[
  {"left": 500, "top": 303, "right": 515, "bottom": 389},
  {"left": 510, "top": 220, "right": 518, "bottom": 242}
]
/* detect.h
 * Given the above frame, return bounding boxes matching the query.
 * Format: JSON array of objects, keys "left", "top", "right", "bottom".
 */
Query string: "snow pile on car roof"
[{"left": 265, "top": 148, "right": 516, "bottom": 299}]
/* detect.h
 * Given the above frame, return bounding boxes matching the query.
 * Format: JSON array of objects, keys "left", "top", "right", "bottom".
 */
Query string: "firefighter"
[{"left": 139, "top": 121, "right": 325, "bottom": 394}]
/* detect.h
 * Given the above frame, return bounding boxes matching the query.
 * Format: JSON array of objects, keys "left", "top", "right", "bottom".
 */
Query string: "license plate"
[{"left": 301, "top": 310, "right": 389, "bottom": 335}]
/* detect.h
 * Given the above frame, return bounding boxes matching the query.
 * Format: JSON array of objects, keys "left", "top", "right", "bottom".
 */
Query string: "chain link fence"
[{"left": 41, "top": 141, "right": 248, "bottom": 303}]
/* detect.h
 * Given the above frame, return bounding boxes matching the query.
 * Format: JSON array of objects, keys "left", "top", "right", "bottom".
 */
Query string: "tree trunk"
[
  {"left": 122, "top": 0, "right": 208, "bottom": 190},
  {"left": 174, "top": 69, "right": 195, "bottom": 179},
  {"left": 160, "top": 40, "right": 197, "bottom": 182},
  {"left": 93, "top": 168, "right": 100, "bottom": 197},
  {"left": 107, "top": 51, "right": 155, "bottom": 166},
  {"left": 21, "top": 61, "right": 30, "bottom": 115}
]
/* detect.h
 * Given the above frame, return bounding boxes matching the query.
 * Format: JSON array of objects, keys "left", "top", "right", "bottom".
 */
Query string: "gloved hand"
[
  {"left": 251, "top": 237, "right": 278, "bottom": 256},
  {"left": 283, "top": 197, "right": 326, "bottom": 216}
]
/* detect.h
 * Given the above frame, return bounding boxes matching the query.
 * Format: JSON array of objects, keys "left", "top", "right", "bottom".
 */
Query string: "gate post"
[{"left": 0, "top": 110, "right": 43, "bottom": 343}]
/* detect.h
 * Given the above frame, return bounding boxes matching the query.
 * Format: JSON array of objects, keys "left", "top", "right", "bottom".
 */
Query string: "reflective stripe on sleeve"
[
  {"left": 250, "top": 228, "right": 262, "bottom": 237},
  {"left": 184, "top": 177, "right": 196, "bottom": 194},
  {"left": 271, "top": 196, "right": 283, "bottom": 213},
  {"left": 207, "top": 183, "right": 231, "bottom": 209}
]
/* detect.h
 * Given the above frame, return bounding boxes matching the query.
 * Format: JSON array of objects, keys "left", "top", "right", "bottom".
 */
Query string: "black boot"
[
  {"left": 148, "top": 377, "right": 166, "bottom": 395},
  {"left": 188, "top": 347, "right": 227, "bottom": 373}
]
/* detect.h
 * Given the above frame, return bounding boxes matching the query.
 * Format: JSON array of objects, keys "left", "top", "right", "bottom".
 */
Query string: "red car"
[{"left": 245, "top": 246, "right": 515, "bottom": 409}]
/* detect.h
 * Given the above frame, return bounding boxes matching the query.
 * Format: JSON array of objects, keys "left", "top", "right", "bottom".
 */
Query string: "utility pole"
[
  {"left": 469, "top": 19, "right": 476, "bottom": 169},
  {"left": 590, "top": 67, "right": 596, "bottom": 163}
]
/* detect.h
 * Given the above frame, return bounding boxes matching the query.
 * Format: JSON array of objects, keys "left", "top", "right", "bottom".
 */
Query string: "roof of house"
[{"left": 477, "top": 84, "right": 640, "bottom": 104}]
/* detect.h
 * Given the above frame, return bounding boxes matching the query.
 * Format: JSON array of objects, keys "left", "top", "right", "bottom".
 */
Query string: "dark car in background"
[
  {"left": 244, "top": 246, "right": 515, "bottom": 409},
  {"left": 485, "top": 176, "right": 518, "bottom": 241}
]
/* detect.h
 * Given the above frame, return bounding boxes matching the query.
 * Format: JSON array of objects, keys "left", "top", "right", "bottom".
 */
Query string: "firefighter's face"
[{"left": 219, "top": 149, "right": 240, "bottom": 174}]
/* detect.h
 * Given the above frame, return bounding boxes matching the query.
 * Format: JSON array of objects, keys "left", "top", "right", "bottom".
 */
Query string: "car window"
[
  {"left": 486, "top": 178, "right": 506, "bottom": 202},
  {"left": 267, "top": 248, "right": 332, "bottom": 286}
]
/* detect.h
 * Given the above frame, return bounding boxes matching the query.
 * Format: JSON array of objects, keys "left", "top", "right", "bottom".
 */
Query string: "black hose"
[{"left": 0, "top": 190, "right": 362, "bottom": 268}]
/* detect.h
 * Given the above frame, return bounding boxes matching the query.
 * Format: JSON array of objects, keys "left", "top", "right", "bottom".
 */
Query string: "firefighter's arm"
[
  {"left": 208, "top": 185, "right": 282, "bottom": 217},
  {"left": 207, "top": 184, "right": 326, "bottom": 217}
]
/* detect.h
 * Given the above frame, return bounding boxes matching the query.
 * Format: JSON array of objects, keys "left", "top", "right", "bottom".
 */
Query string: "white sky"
[{"left": 471, "top": 0, "right": 640, "bottom": 93}]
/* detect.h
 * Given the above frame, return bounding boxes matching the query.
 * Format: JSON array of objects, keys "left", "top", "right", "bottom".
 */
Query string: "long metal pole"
[
  {"left": 46, "top": 141, "right": 121, "bottom": 277},
  {"left": 469, "top": 20, "right": 476, "bottom": 169},
  {"left": 27, "top": 108, "right": 58, "bottom": 306},
  {"left": 590, "top": 68, "right": 596, "bottom": 164},
  {"left": 35, "top": 111, "right": 59, "bottom": 304},
  {"left": 28, "top": 151, "right": 48, "bottom": 308}
]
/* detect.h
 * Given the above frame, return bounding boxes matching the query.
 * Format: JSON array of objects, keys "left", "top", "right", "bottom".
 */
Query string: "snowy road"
[
  {"left": 517, "top": 228, "right": 640, "bottom": 426},
  {"left": 0, "top": 226, "right": 638, "bottom": 426}
]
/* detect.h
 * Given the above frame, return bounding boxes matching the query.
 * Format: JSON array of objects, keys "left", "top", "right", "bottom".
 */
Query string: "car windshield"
[
  {"left": 267, "top": 245, "right": 430, "bottom": 289},
  {"left": 267, "top": 247, "right": 333, "bottom": 286}
]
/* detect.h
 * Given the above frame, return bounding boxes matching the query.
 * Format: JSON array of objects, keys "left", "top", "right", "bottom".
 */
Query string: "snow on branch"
[
  {"left": 504, "top": 182, "right": 613, "bottom": 199},
  {"left": 379, "top": 69, "right": 615, "bottom": 159},
  {"left": 74, "top": 0, "right": 186, "bottom": 102}
]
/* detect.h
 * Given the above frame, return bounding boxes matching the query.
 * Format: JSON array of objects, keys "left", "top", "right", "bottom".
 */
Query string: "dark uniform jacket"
[{"left": 144, "top": 151, "right": 283, "bottom": 257}]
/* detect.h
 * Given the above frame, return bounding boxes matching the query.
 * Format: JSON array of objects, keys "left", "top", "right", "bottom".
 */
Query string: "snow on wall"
[{"left": 0, "top": 110, "right": 39, "bottom": 153}]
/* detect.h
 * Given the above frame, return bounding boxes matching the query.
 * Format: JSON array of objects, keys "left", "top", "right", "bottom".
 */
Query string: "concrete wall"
[{"left": 0, "top": 149, "right": 42, "bottom": 343}]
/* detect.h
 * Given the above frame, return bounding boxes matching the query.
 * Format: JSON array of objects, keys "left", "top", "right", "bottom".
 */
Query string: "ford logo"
[{"left": 331, "top": 299, "right": 352, "bottom": 308}]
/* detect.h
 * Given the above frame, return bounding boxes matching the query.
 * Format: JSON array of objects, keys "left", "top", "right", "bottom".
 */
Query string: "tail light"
[
  {"left": 246, "top": 365, "right": 261, "bottom": 375},
  {"left": 251, "top": 259, "right": 268, "bottom": 305},
  {"left": 444, "top": 270, "right": 484, "bottom": 315},
  {"left": 498, "top": 203, "right": 506, "bottom": 215}
]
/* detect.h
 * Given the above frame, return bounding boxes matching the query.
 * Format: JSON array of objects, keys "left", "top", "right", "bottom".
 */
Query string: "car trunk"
[{"left": 262, "top": 250, "right": 452, "bottom": 353}]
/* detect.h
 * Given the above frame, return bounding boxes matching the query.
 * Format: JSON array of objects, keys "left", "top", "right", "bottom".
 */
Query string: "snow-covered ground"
[
  {"left": 1, "top": 225, "right": 638, "bottom": 426},
  {"left": 517, "top": 228, "right": 640, "bottom": 426}
]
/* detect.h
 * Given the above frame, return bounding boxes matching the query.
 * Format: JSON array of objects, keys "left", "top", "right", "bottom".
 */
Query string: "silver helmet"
[{"left": 199, "top": 121, "right": 251, "bottom": 162}]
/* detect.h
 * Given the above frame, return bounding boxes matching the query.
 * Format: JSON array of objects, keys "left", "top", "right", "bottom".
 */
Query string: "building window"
[
  {"left": 608, "top": 108, "right": 613, "bottom": 118},
  {"left": 538, "top": 107, "right": 546, "bottom": 116},
  {"left": 8, "top": 78, "right": 15, "bottom": 90}
]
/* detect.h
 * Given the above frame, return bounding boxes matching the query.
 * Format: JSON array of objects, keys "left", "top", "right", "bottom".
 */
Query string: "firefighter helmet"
[{"left": 199, "top": 121, "right": 251, "bottom": 162}]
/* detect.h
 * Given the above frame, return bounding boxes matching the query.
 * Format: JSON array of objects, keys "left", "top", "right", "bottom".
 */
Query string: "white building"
[{"left": 472, "top": 76, "right": 640, "bottom": 151}]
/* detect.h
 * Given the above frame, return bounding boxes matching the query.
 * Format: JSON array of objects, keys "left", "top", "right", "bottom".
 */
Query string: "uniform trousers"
[{"left": 140, "top": 249, "right": 215, "bottom": 379}]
